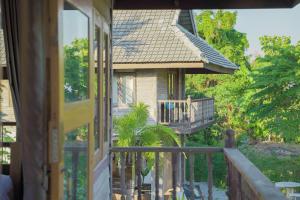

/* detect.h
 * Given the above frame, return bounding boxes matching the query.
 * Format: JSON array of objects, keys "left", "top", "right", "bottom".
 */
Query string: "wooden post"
[
  {"left": 120, "top": 152, "right": 126, "bottom": 200},
  {"left": 172, "top": 152, "right": 177, "bottom": 200},
  {"left": 225, "top": 129, "right": 236, "bottom": 200},
  {"left": 137, "top": 152, "right": 142, "bottom": 200},
  {"left": 207, "top": 153, "right": 213, "bottom": 200},
  {"left": 225, "top": 129, "right": 235, "bottom": 148},
  {"left": 189, "top": 153, "right": 195, "bottom": 200},
  {"left": 187, "top": 96, "right": 191, "bottom": 128},
  {"left": 155, "top": 152, "right": 160, "bottom": 200}
]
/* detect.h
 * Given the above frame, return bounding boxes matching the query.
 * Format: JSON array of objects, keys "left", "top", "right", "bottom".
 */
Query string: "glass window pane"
[
  {"left": 64, "top": 125, "right": 88, "bottom": 200},
  {"left": 103, "top": 33, "right": 109, "bottom": 142},
  {"left": 117, "top": 74, "right": 135, "bottom": 105},
  {"left": 94, "top": 26, "right": 100, "bottom": 151},
  {"left": 63, "top": 2, "right": 89, "bottom": 102}
]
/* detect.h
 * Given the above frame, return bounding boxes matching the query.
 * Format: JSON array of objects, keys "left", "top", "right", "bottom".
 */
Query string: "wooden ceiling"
[{"left": 114, "top": 0, "right": 300, "bottom": 9}]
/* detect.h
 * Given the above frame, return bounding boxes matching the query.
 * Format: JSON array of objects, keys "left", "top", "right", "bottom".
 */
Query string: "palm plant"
[{"left": 114, "top": 103, "right": 181, "bottom": 181}]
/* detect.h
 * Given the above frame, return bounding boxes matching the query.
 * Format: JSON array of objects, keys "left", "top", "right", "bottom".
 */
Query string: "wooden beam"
[
  {"left": 114, "top": 0, "right": 299, "bottom": 9},
  {"left": 113, "top": 62, "right": 204, "bottom": 69}
]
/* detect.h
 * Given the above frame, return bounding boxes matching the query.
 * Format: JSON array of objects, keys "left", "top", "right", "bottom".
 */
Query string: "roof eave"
[{"left": 113, "top": 62, "right": 238, "bottom": 74}]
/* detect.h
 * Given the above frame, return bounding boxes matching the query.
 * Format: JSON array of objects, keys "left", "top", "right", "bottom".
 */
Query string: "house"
[
  {"left": 0, "top": 0, "right": 298, "bottom": 200},
  {"left": 112, "top": 10, "right": 237, "bottom": 135}
]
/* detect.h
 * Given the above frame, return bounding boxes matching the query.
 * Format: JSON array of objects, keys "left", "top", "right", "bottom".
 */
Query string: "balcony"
[
  {"left": 110, "top": 130, "right": 286, "bottom": 200},
  {"left": 0, "top": 124, "right": 287, "bottom": 200},
  {"left": 158, "top": 97, "right": 214, "bottom": 134}
]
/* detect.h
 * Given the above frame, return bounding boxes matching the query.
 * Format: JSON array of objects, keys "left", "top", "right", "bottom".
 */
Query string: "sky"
[{"left": 200, "top": 4, "right": 300, "bottom": 56}]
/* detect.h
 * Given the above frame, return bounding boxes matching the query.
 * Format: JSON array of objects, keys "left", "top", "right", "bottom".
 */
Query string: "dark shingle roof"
[
  {"left": 178, "top": 10, "right": 196, "bottom": 34},
  {"left": 113, "top": 10, "right": 237, "bottom": 69},
  {"left": 0, "top": 30, "right": 6, "bottom": 67}
]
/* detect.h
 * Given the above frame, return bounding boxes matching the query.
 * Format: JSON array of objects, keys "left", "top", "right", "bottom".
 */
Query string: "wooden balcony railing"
[
  {"left": 0, "top": 122, "right": 17, "bottom": 167},
  {"left": 110, "top": 130, "right": 286, "bottom": 200},
  {"left": 157, "top": 97, "right": 214, "bottom": 133}
]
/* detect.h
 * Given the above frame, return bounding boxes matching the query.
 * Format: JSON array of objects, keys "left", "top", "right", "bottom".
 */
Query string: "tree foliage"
[
  {"left": 186, "top": 10, "right": 251, "bottom": 143},
  {"left": 187, "top": 10, "right": 300, "bottom": 143},
  {"left": 242, "top": 36, "right": 300, "bottom": 142}
]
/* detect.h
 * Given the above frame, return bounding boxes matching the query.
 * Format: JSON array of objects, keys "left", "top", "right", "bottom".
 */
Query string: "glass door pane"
[
  {"left": 63, "top": 2, "right": 89, "bottom": 103},
  {"left": 64, "top": 125, "right": 88, "bottom": 200}
]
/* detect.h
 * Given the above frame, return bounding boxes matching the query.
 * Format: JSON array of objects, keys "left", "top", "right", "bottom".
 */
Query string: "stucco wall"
[{"left": 136, "top": 69, "right": 157, "bottom": 124}]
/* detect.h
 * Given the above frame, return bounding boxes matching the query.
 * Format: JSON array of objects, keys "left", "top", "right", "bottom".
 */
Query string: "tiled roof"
[
  {"left": 113, "top": 10, "right": 238, "bottom": 69},
  {"left": 0, "top": 29, "right": 6, "bottom": 67}
]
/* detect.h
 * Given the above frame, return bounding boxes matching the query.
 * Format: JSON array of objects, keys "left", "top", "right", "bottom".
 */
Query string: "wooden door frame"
[{"left": 48, "top": 0, "right": 94, "bottom": 199}]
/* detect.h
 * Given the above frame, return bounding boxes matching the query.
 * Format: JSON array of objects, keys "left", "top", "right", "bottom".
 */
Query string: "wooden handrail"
[
  {"left": 110, "top": 146, "right": 223, "bottom": 153},
  {"left": 224, "top": 148, "right": 286, "bottom": 200},
  {"left": 157, "top": 97, "right": 215, "bottom": 133},
  {"left": 111, "top": 146, "right": 221, "bottom": 200},
  {"left": 191, "top": 97, "right": 214, "bottom": 102}
]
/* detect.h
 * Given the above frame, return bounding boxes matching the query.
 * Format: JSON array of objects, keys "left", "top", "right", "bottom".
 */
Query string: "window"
[
  {"left": 63, "top": 2, "right": 89, "bottom": 103},
  {"left": 168, "top": 72, "right": 176, "bottom": 99},
  {"left": 113, "top": 73, "right": 135, "bottom": 106}
]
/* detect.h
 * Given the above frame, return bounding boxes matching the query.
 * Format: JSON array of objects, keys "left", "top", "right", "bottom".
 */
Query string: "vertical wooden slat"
[
  {"left": 172, "top": 153, "right": 177, "bottom": 200},
  {"left": 164, "top": 102, "right": 166, "bottom": 123},
  {"left": 201, "top": 100, "right": 205, "bottom": 125},
  {"left": 180, "top": 135, "right": 185, "bottom": 187},
  {"left": 71, "top": 150, "right": 79, "bottom": 200},
  {"left": 168, "top": 101, "right": 171, "bottom": 124},
  {"left": 120, "top": 152, "right": 126, "bottom": 200},
  {"left": 207, "top": 153, "right": 213, "bottom": 200},
  {"left": 183, "top": 102, "right": 186, "bottom": 121},
  {"left": 179, "top": 102, "right": 182, "bottom": 123},
  {"left": 189, "top": 153, "right": 195, "bottom": 200},
  {"left": 137, "top": 152, "right": 142, "bottom": 200},
  {"left": 155, "top": 152, "right": 160, "bottom": 200}
]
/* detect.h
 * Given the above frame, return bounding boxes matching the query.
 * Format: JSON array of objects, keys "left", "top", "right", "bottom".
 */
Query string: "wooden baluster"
[
  {"left": 137, "top": 152, "right": 142, "bottom": 200},
  {"left": 201, "top": 100, "right": 204, "bottom": 125},
  {"left": 173, "top": 102, "right": 175, "bottom": 123},
  {"left": 189, "top": 153, "right": 195, "bottom": 200},
  {"left": 71, "top": 150, "right": 79, "bottom": 200},
  {"left": 207, "top": 153, "right": 213, "bottom": 200},
  {"left": 183, "top": 102, "right": 186, "bottom": 122},
  {"left": 164, "top": 102, "right": 166, "bottom": 123},
  {"left": 172, "top": 152, "right": 177, "bottom": 200},
  {"left": 158, "top": 102, "right": 161, "bottom": 123},
  {"left": 120, "top": 152, "right": 126, "bottom": 200},
  {"left": 155, "top": 152, "right": 160, "bottom": 200},
  {"left": 169, "top": 101, "right": 171, "bottom": 124}
]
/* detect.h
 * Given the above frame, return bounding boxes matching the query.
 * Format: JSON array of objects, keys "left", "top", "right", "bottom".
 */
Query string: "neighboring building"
[
  {"left": 112, "top": 10, "right": 237, "bottom": 135},
  {"left": 0, "top": 29, "right": 15, "bottom": 123},
  {"left": 112, "top": 9, "right": 238, "bottom": 198}
]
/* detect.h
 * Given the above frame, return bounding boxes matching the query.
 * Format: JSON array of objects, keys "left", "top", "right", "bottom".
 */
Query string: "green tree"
[
  {"left": 242, "top": 36, "right": 300, "bottom": 142},
  {"left": 186, "top": 10, "right": 251, "bottom": 142}
]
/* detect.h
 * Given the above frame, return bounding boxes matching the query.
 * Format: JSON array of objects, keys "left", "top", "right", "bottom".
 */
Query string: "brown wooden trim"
[
  {"left": 113, "top": 62, "right": 236, "bottom": 74},
  {"left": 113, "top": 62, "right": 204, "bottom": 69},
  {"left": 114, "top": 0, "right": 299, "bottom": 9},
  {"left": 203, "top": 63, "right": 236, "bottom": 74}
]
